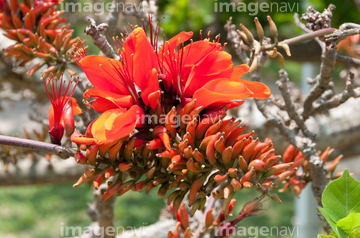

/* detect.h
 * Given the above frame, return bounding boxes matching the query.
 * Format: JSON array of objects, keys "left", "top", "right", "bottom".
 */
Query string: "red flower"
[
  {"left": 158, "top": 32, "right": 270, "bottom": 108},
  {"left": 72, "top": 28, "right": 160, "bottom": 145},
  {"left": 75, "top": 28, "right": 160, "bottom": 112},
  {"left": 44, "top": 76, "right": 82, "bottom": 144},
  {"left": 73, "top": 27, "right": 270, "bottom": 146}
]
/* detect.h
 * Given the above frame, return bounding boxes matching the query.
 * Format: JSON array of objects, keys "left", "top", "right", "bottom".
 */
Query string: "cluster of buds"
[
  {"left": 72, "top": 100, "right": 296, "bottom": 218},
  {"left": 168, "top": 195, "right": 268, "bottom": 237},
  {"left": 237, "top": 16, "right": 291, "bottom": 72},
  {"left": 236, "top": 16, "right": 291, "bottom": 71},
  {"left": 279, "top": 144, "right": 344, "bottom": 197},
  {"left": 0, "top": 0, "right": 84, "bottom": 77},
  {"left": 168, "top": 203, "right": 192, "bottom": 238},
  {"left": 301, "top": 4, "right": 336, "bottom": 31}
]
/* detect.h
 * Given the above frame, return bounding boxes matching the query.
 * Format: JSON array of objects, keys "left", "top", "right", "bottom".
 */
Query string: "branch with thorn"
[{"left": 84, "top": 17, "right": 118, "bottom": 60}]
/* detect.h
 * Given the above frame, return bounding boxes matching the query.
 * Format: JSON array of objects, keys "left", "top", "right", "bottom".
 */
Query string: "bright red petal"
[
  {"left": 69, "top": 97, "right": 82, "bottom": 115},
  {"left": 158, "top": 31, "right": 193, "bottom": 56},
  {"left": 230, "top": 64, "right": 249, "bottom": 78},
  {"left": 123, "top": 28, "right": 158, "bottom": 91},
  {"left": 140, "top": 68, "right": 160, "bottom": 109},
  {"left": 182, "top": 40, "right": 221, "bottom": 66},
  {"left": 193, "top": 75, "right": 270, "bottom": 109},
  {"left": 231, "top": 79, "right": 271, "bottom": 99},
  {"left": 78, "top": 55, "right": 130, "bottom": 95},
  {"left": 148, "top": 90, "right": 161, "bottom": 110},
  {"left": 193, "top": 80, "right": 253, "bottom": 109},
  {"left": 84, "top": 88, "right": 133, "bottom": 109},
  {"left": 91, "top": 106, "right": 144, "bottom": 145},
  {"left": 90, "top": 98, "right": 119, "bottom": 113},
  {"left": 184, "top": 51, "right": 233, "bottom": 96},
  {"left": 105, "top": 105, "right": 145, "bottom": 143}
]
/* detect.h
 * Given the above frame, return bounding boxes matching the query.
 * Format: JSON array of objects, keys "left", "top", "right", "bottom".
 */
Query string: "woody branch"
[{"left": 225, "top": 4, "right": 360, "bottom": 234}]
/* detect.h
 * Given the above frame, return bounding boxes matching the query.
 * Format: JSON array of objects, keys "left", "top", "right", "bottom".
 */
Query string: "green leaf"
[
  {"left": 337, "top": 211, "right": 360, "bottom": 236},
  {"left": 319, "top": 169, "right": 360, "bottom": 238},
  {"left": 322, "top": 169, "right": 360, "bottom": 220}
]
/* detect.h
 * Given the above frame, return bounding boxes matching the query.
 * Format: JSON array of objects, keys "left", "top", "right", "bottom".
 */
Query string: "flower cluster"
[
  {"left": 70, "top": 27, "right": 270, "bottom": 146},
  {"left": 61, "top": 26, "right": 303, "bottom": 221},
  {"left": 0, "top": 0, "right": 84, "bottom": 77},
  {"left": 279, "top": 144, "right": 344, "bottom": 197}
]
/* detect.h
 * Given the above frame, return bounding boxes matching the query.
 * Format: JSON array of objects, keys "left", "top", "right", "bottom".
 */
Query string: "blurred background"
[{"left": 0, "top": 0, "right": 359, "bottom": 237}]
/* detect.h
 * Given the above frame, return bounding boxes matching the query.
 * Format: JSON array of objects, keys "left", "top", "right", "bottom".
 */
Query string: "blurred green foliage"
[{"left": 159, "top": 0, "right": 358, "bottom": 38}]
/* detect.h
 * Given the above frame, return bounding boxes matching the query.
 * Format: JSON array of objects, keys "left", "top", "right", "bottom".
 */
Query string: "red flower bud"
[{"left": 74, "top": 152, "right": 86, "bottom": 164}]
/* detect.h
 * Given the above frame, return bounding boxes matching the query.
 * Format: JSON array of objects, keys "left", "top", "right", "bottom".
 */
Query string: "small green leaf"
[{"left": 337, "top": 211, "right": 360, "bottom": 236}]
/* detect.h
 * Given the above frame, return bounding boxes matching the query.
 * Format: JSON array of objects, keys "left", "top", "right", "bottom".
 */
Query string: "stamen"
[
  {"left": 43, "top": 75, "right": 79, "bottom": 129},
  {"left": 221, "top": 42, "right": 227, "bottom": 51}
]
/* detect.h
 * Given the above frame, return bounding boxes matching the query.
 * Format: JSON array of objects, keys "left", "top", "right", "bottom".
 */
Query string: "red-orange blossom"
[{"left": 72, "top": 27, "right": 270, "bottom": 146}]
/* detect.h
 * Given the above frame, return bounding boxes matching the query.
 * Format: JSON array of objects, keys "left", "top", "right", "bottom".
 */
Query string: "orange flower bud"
[
  {"left": 266, "top": 162, "right": 293, "bottom": 176},
  {"left": 205, "top": 208, "right": 214, "bottom": 229},
  {"left": 102, "top": 182, "right": 121, "bottom": 201},
  {"left": 189, "top": 174, "right": 207, "bottom": 206},
  {"left": 214, "top": 174, "right": 228, "bottom": 184},
  {"left": 225, "top": 126, "right": 247, "bottom": 148},
  {"left": 93, "top": 173, "right": 106, "bottom": 189},
  {"left": 228, "top": 168, "right": 237, "bottom": 178},
  {"left": 240, "top": 166, "right": 254, "bottom": 184},
  {"left": 118, "top": 163, "right": 133, "bottom": 172},
  {"left": 222, "top": 146, "right": 233, "bottom": 166},
  {"left": 178, "top": 203, "right": 190, "bottom": 229},
  {"left": 231, "top": 179, "right": 243, "bottom": 191},
  {"left": 104, "top": 168, "right": 115, "bottom": 179},
  {"left": 248, "top": 159, "right": 266, "bottom": 171},
  {"left": 273, "top": 170, "right": 295, "bottom": 186},
  {"left": 242, "top": 138, "right": 259, "bottom": 162},
  {"left": 73, "top": 169, "right": 100, "bottom": 188},
  {"left": 86, "top": 144, "right": 98, "bottom": 165}
]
